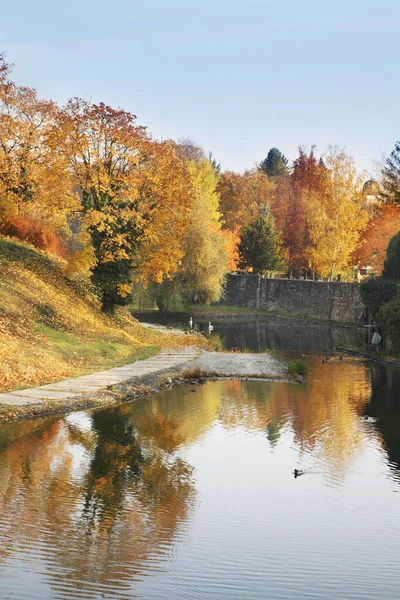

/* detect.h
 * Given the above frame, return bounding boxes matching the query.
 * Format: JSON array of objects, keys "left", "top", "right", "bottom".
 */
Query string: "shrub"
[
  {"left": 287, "top": 359, "right": 308, "bottom": 376},
  {"left": 376, "top": 299, "right": 400, "bottom": 353},
  {"left": 360, "top": 277, "right": 398, "bottom": 317},
  {"left": 149, "top": 279, "right": 185, "bottom": 312},
  {"left": 64, "top": 246, "right": 97, "bottom": 276},
  {"left": 383, "top": 231, "right": 400, "bottom": 280},
  {"left": 0, "top": 214, "right": 67, "bottom": 258}
]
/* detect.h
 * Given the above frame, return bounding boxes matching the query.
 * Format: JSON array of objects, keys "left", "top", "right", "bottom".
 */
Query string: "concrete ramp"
[
  {"left": 0, "top": 347, "right": 200, "bottom": 407},
  {"left": 190, "top": 351, "right": 287, "bottom": 379}
]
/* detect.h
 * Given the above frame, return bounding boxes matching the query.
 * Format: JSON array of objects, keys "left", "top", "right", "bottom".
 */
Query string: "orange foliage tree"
[
  {"left": 352, "top": 204, "right": 400, "bottom": 273},
  {"left": 217, "top": 169, "right": 275, "bottom": 232},
  {"left": 0, "top": 54, "right": 76, "bottom": 238},
  {"left": 271, "top": 146, "right": 369, "bottom": 279},
  {"left": 221, "top": 227, "right": 240, "bottom": 271},
  {"left": 55, "top": 99, "right": 191, "bottom": 312},
  {"left": 269, "top": 147, "right": 327, "bottom": 276}
]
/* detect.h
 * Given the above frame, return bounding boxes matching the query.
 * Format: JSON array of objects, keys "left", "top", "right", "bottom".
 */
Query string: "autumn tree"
[
  {"left": 0, "top": 54, "right": 76, "bottom": 236},
  {"left": 56, "top": 99, "right": 191, "bottom": 312},
  {"left": 381, "top": 141, "right": 400, "bottom": 204},
  {"left": 170, "top": 137, "right": 205, "bottom": 162},
  {"left": 218, "top": 169, "right": 275, "bottom": 231},
  {"left": 269, "top": 147, "right": 322, "bottom": 276},
  {"left": 238, "top": 207, "right": 284, "bottom": 276},
  {"left": 152, "top": 158, "right": 229, "bottom": 310},
  {"left": 217, "top": 171, "right": 244, "bottom": 231},
  {"left": 305, "top": 146, "right": 368, "bottom": 279},
  {"left": 259, "top": 147, "right": 289, "bottom": 178},
  {"left": 352, "top": 204, "right": 400, "bottom": 274},
  {"left": 220, "top": 227, "right": 240, "bottom": 271}
]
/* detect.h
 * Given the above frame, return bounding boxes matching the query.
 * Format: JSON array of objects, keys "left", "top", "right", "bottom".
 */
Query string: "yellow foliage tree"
[
  {"left": 186, "top": 159, "right": 222, "bottom": 224},
  {"left": 305, "top": 147, "right": 369, "bottom": 279},
  {"left": 152, "top": 158, "right": 229, "bottom": 310}
]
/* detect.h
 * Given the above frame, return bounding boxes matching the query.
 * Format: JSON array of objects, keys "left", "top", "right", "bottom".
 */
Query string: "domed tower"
[{"left": 362, "top": 179, "right": 381, "bottom": 206}]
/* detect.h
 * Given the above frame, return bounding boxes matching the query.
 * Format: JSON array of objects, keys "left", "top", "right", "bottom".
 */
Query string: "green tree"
[
  {"left": 377, "top": 299, "right": 400, "bottom": 352},
  {"left": 360, "top": 277, "right": 398, "bottom": 317},
  {"left": 383, "top": 231, "right": 400, "bottom": 280},
  {"left": 368, "top": 234, "right": 400, "bottom": 351},
  {"left": 208, "top": 152, "right": 221, "bottom": 176},
  {"left": 259, "top": 148, "right": 289, "bottom": 178},
  {"left": 238, "top": 209, "right": 284, "bottom": 275},
  {"left": 381, "top": 141, "right": 400, "bottom": 204}
]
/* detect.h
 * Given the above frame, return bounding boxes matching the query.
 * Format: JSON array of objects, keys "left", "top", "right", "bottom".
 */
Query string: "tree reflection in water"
[
  {"left": 0, "top": 354, "right": 398, "bottom": 599},
  {"left": 0, "top": 406, "right": 196, "bottom": 599},
  {"left": 197, "top": 357, "right": 374, "bottom": 479},
  {"left": 366, "top": 362, "right": 400, "bottom": 478}
]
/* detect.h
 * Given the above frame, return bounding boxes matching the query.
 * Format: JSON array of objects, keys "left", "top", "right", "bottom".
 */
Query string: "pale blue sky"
[{"left": 1, "top": 0, "right": 399, "bottom": 174}]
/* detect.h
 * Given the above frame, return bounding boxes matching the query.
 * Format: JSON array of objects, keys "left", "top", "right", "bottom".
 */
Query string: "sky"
[{"left": 1, "top": 0, "right": 399, "bottom": 175}]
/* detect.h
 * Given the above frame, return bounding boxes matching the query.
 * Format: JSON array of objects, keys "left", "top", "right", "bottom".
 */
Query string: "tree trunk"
[{"left": 101, "top": 292, "right": 115, "bottom": 314}]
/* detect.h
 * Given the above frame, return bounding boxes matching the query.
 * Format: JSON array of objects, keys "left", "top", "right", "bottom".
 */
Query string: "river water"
[{"left": 1, "top": 317, "right": 400, "bottom": 599}]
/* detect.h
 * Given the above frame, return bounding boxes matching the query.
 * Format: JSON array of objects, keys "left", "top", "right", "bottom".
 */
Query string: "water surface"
[
  {"left": 1, "top": 319, "right": 400, "bottom": 599},
  {"left": 132, "top": 311, "right": 365, "bottom": 353}
]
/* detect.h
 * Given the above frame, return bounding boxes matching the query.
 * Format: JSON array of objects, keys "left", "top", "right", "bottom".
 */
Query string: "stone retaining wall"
[{"left": 222, "top": 274, "right": 365, "bottom": 324}]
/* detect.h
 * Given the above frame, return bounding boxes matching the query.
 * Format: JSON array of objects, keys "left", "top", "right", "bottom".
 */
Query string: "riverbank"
[
  {"left": 0, "top": 240, "right": 292, "bottom": 422},
  {"left": 335, "top": 346, "right": 400, "bottom": 368},
  {"left": 130, "top": 306, "right": 355, "bottom": 328},
  {"left": 0, "top": 346, "right": 289, "bottom": 422},
  {"left": 0, "top": 238, "right": 203, "bottom": 392}
]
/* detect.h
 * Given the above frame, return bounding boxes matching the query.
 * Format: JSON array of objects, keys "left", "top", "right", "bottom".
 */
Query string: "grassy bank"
[
  {"left": 131, "top": 305, "right": 353, "bottom": 326},
  {"left": 130, "top": 305, "right": 263, "bottom": 318},
  {"left": 0, "top": 238, "right": 199, "bottom": 393}
]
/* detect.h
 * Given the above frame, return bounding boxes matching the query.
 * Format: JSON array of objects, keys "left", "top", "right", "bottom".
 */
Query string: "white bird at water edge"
[
  {"left": 208, "top": 322, "right": 214, "bottom": 332},
  {"left": 189, "top": 317, "right": 193, "bottom": 329}
]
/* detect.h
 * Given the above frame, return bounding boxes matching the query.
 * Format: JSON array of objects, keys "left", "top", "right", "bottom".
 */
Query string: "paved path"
[{"left": 0, "top": 347, "right": 200, "bottom": 407}]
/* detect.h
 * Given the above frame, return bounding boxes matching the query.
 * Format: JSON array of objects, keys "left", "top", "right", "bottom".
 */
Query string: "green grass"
[
  {"left": 188, "top": 305, "right": 265, "bottom": 315},
  {"left": 287, "top": 359, "right": 308, "bottom": 376},
  {"left": 131, "top": 305, "right": 270, "bottom": 317},
  {"left": 35, "top": 324, "right": 158, "bottom": 376},
  {"left": 130, "top": 304, "right": 353, "bottom": 326}
]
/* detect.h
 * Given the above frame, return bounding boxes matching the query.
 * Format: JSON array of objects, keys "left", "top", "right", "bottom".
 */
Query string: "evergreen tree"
[
  {"left": 383, "top": 231, "right": 400, "bottom": 280},
  {"left": 381, "top": 141, "right": 400, "bottom": 204},
  {"left": 238, "top": 209, "right": 284, "bottom": 275},
  {"left": 208, "top": 152, "right": 221, "bottom": 176},
  {"left": 259, "top": 148, "right": 289, "bottom": 177}
]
